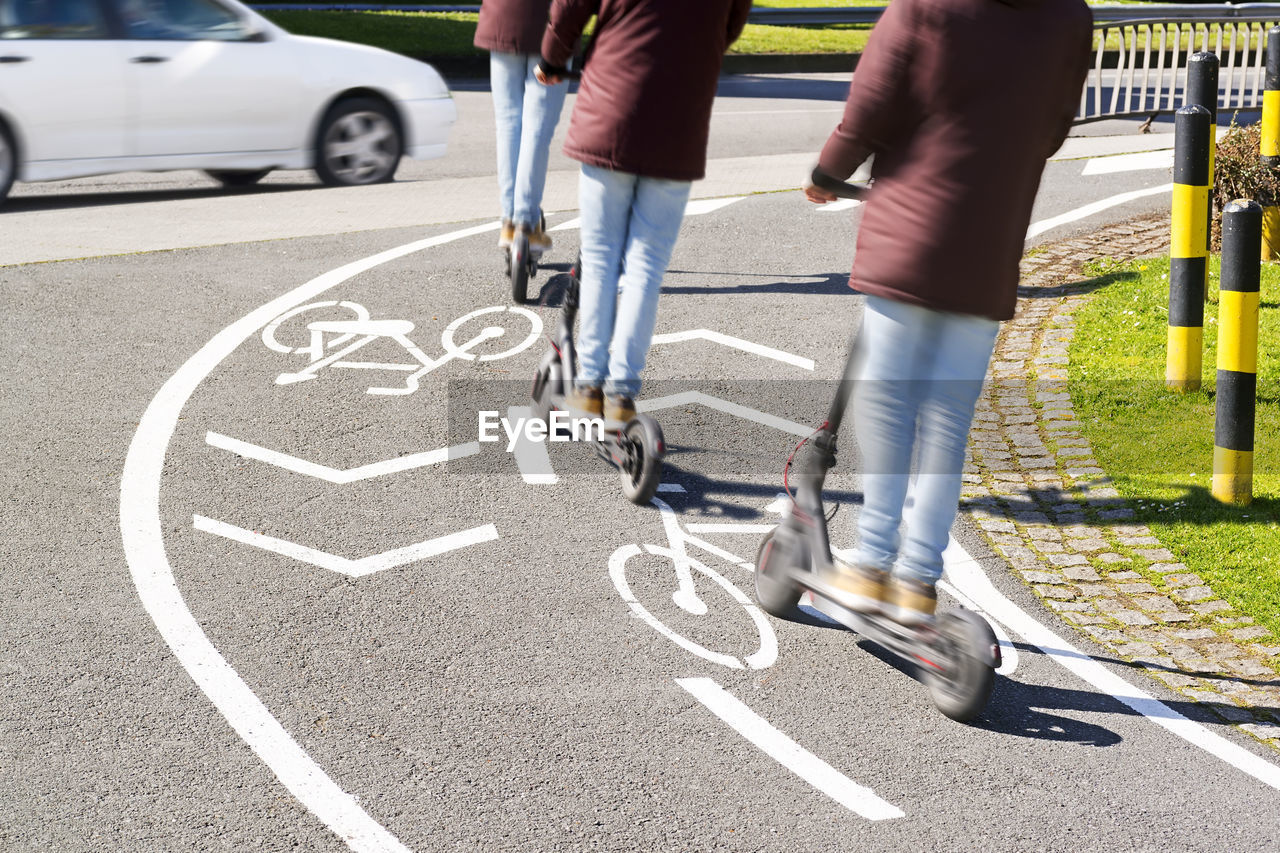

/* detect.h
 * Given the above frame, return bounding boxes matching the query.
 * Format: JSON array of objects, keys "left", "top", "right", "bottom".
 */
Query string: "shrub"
[{"left": 1213, "top": 120, "right": 1280, "bottom": 249}]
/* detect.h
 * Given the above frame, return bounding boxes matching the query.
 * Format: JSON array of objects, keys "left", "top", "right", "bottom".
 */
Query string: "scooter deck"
[{"left": 785, "top": 568, "right": 939, "bottom": 664}]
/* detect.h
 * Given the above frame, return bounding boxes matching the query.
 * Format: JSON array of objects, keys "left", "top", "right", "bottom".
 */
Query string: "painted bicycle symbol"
[
  {"left": 609, "top": 496, "right": 780, "bottom": 670},
  {"left": 261, "top": 301, "right": 542, "bottom": 395}
]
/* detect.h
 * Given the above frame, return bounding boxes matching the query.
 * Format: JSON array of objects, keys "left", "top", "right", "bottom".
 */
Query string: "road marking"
[
  {"left": 194, "top": 516, "right": 499, "bottom": 578},
  {"left": 657, "top": 483, "right": 687, "bottom": 493},
  {"left": 676, "top": 678, "right": 905, "bottom": 821},
  {"left": 506, "top": 405, "right": 557, "bottom": 484},
  {"left": 942, "top": 538, "right": 1280, "bottom": 791},
  {"left": 816, "top": 198, "right": 863, "bottom": 212},
  {"left": 550, "top": 196, "right": 745, "bottom": 232},
  {"left": 121, "top": 219, "right": 500, "bottom": 853},
  {"left": 205, "top": 432, "right": 479, "bottom": 483},
  {"left": 1025, "top": 183, "right": 1172, "bottom": 240},
  {"left": 638, "top": 390, "right": 813, "bottom": 437},
  {"left": 650, "top": 329, "right": 814, "bottom": 370},
  {"left": 1081, "top": 148, "right": 1174, "bottom": 175}
]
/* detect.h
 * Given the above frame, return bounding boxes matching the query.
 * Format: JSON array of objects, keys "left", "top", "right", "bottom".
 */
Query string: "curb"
[{"left": 967, "top": 215, "right": 1280, "bottom": 747}]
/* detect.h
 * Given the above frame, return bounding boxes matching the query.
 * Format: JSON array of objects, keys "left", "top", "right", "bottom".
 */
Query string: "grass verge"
[{"left": 1068, "top": 254, "right": 1280, "bottom": 639}]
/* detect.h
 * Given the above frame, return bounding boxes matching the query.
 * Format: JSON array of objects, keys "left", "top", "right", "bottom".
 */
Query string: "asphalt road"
[{"left": 4, "top": 73, "right": 1275, "bottom": 852}]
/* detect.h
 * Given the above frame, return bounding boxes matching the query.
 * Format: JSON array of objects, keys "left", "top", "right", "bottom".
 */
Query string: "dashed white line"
[{"left": 675, "top": 677, "right": 905, "bottom": 821}]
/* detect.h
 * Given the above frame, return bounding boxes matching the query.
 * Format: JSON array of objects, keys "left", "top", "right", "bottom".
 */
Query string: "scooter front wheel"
[
  {"left": 619, "top": 415, "right": 664, "bottom": 505},
  {"left": 926, "top": 609, "right": 997, "bottom": 723},
  {"left": 753, "top": 530, "right": 803, "bottom": 620}
]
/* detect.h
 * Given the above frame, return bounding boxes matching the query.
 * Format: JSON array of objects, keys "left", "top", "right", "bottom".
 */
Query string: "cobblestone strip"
[{"left": 962, "top": 213, "right": 1280, "bottom": 748}]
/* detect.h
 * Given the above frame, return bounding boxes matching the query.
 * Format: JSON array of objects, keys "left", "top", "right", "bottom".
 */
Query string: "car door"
[
  {"left": 0, "top": 0, "right": 129, "bottom": 163},
  {"left": 116, "top": 0, "right": 301, "bottom": 156}
]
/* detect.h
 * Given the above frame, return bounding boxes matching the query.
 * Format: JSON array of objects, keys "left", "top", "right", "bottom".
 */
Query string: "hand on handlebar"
[
  {"left": 804, "top": 183, "right": 838, "bottom": 205},
  {"left": 534, "top": 61, "right": 563, "bottom": 86}
]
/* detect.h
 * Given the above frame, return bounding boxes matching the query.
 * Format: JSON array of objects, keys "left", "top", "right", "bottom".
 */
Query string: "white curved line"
[
  {"left": 440, "top": 305, "right": 542, "bottom": 362},
  {"left": 120, "top": 220, "right": 499, "bottom": 852}
]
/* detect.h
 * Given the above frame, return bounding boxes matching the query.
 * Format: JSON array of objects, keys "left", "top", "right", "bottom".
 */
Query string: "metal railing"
[{"left": 1080, "top": 16, "right": 1280, "bottom": 122}]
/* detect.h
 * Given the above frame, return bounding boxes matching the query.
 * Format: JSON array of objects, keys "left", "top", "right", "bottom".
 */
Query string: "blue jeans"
[
  {"left": 575, "top": 164, "right": 692, "bottom": 397},
  {"left": 489, "top": 51, "right": 568, "bottom": 226},
  {"left": 852, "top": 295, "right": 1000, "bottom": 586}
]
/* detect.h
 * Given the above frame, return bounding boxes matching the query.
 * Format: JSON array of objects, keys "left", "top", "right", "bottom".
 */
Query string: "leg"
[
  {"left": 576, "top": 164, "right": 635, "bottom": 390},
  {"left": 513, "top": 54, "right": 569, "bottom": 228},
  {"left": 894, "top": 311, "right": 999, "bottom": 586},
  {"left": 604, "top": 176, "right": 692, "bottom": 398},
  {"left": 488, "top": 52, "right": 525, "bottom": 227},
  {"left": 852, "top": 295, "right": 933, "bottom": 574}
]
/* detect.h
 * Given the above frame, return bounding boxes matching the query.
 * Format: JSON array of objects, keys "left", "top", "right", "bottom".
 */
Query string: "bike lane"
[{"left": 122, "top": 189, "right": 1280, "bottom": 851}]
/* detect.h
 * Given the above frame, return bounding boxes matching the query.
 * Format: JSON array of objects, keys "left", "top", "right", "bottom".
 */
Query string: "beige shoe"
[
  {"left": 498, "top": 219, "right": 515, "bottom": 249},
  {"left": 566, "top": 386, "right": 603, "bottom": 418},
  {"left": 884, "top": 576, "right": 937, "bottom": 627},
  {"left": 824, "top": 562, "right": 887, "bottom": 613},
  {"left": 604, "top": 394, "right": 635, "bottom": 425},
  {"left": 529, "top": 227, "right": 553, "bottom": 253}
]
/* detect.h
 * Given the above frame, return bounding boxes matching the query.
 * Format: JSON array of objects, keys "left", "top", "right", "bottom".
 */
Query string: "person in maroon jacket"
[
  {"left": 473, "top": 0, "right": 567, "bottom": 253},
  {"left": 536, "top": 0, "right": 752, "bottom": 423},
  {"left": 807, "top": 0, "right": 1093, "bottom": 626}
]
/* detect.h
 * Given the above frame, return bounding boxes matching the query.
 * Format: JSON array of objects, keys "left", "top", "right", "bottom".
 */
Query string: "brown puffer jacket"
[
  {"left": 542, "top": 0, "right": 753, "bottom": 182},
  {"left": 817, "top": 0, "right": 1093, "bottom": 321},
  {"left": 474, "top": 0, "right": 552, "bottom": 55}
]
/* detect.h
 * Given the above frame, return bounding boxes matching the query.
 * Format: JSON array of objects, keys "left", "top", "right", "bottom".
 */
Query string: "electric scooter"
[
  {"left": 753, "top": 170, "right": 1001, "bottom": 723},
  {"left": 531, "top": 254, "right": 666, "bottom": 504}
]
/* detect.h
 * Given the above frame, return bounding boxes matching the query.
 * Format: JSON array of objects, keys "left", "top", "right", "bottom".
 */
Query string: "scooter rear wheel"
[
  {"left": 926, "top": 609, "right": 997, "bottom": 723},
  {"left": 510, "top": 234, "right": 531, "bottom": 303},
  {"left": 753, "top": 530, "right": 803, "bottom": 619},
  {"left": 619, "top": 415, "right": 663, "bottom": 505}
]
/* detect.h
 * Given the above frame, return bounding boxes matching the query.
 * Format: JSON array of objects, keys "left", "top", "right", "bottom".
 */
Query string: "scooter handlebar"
[{"left": 809, "top": 166, "right": 871, "bottom": 200}]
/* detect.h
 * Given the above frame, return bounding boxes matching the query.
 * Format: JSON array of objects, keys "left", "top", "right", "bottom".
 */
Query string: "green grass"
[{"left": 1068, "top": 255, "right": 1280, "bottom": 640}]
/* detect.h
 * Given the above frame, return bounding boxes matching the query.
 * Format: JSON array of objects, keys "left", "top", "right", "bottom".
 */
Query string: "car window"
[
  {"left": 119, "top": 0, "right": 253, "bottom": 41},
  {"left": 0, "top": 0, "right": 110, "bottom": 39}
]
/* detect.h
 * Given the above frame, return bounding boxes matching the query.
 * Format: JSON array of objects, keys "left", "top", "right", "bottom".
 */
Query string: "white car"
[{"left": 0, "top": 0, "right": 456, "bottom": 202}]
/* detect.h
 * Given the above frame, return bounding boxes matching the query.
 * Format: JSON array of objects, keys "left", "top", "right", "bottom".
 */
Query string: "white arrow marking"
[
  {"left": 676, "top": 678, "right": 905, "bottom": 821},
  {"left": 650, "top": 329, "right": 814, "bottom": 370},
  {"left": 206, "top": 432, "right": 480, "bottom": 483},
  {"left": 1081, "top": 148, "right": 1175, "bottom": 175},
  {"left": 506, "top": 405, "right": 557, "bottom": 484},
  {"left": 637, "top": 390, "right": 814, "bottom": 437},
  {"left": 549, "top": 196, "right": 745, "bottom": 233},
  {"left": 193, "top": 515, "right": 499, "bottom": 578}
]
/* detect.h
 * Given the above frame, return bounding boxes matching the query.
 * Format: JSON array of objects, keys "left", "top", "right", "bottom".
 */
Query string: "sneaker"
[
  {"left": 567, "top": 385, "right": 603, "bottom": 418},
  {"left": 822, "top": 562, "right": 887, "bottom": 613},
  {"left": 529, "top": 226, "right": 553, "bottom": 254},
  {"left": 604, "top": 394, "right": 635, "bottom": 424},
  {"left": 884, "top": 576, "right": 937, "bottom": 627},
  {"left": 498, "top": 219, "right": 515, "bottom": 249}
]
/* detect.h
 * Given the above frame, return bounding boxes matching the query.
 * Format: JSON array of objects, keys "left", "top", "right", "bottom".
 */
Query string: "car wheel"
[
  {"left": 0, "top": 123, "right": 15, "bottom": 207},
  {"left": 205, "top": 169, "right": 272, "bottom": 187},
  {"left": 314, "top": 97, "right": 402, "bottom": 187}
]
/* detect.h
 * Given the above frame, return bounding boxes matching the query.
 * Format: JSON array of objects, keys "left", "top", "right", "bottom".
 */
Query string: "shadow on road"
[
  {"left": 3, "top": 181, "right": 316, "bottom": 213},
  {"left": 663, "top": 269, "right": 853, "bottom": 296}
]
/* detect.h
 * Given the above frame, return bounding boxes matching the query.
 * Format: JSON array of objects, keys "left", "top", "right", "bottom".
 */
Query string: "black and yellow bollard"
[
  {"left": 1213, "top": 201, "right": 1262, "bottom": 505},
  {"left": 1169, "top": 104, "right": 1211, "bottom": 392},
  {"left": 1188, "top": 52, "right": 1219, "bottom": 266},
  {"left": 1264, "top": 28, "right": 1280, "bottom": 259}
]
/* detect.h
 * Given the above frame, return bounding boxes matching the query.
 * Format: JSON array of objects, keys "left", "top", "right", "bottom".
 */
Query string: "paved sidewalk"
[{"left": 965, "top": 214, "right": 1280, "bottom": 746}]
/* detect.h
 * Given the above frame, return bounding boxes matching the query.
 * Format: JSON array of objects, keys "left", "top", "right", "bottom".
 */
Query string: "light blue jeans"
[
  {"left": 852, "top": 295, "right": 1000, "bottom": 586},
  {"left": 575, "top": 164, "right": 692, "bottom": 397},
  {"left": 490, "top": 51, "right": 568, "bottom": 226}
]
